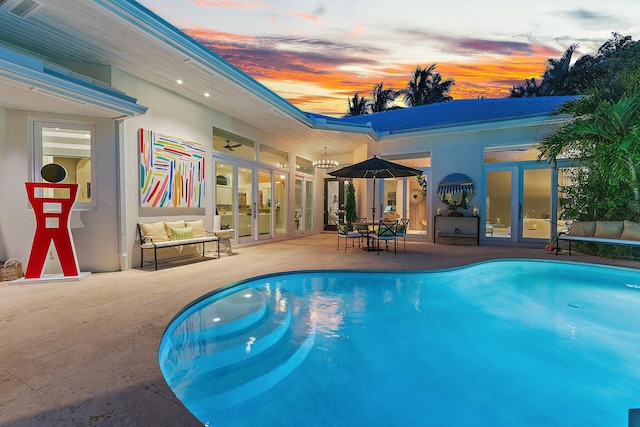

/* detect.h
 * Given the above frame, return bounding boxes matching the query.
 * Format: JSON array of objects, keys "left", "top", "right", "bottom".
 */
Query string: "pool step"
[
  {"left": 164, "top": 293, "right": 292, "bottom": 376},
  {"left": 164, "top": 285, "right": 315, "bottom": 412}
]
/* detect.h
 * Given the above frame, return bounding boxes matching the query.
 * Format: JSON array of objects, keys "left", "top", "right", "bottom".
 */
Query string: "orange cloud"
[{"left": 184, "top": 26, "right": 554, "bottom": 116}]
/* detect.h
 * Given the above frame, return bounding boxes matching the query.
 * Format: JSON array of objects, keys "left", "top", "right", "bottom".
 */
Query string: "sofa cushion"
[
  {"left": 139, "top": 222, "right": 170, "bottom": 242},
  {"left": 170, "top": 226, "right": 194, "bottom": 240},
  {"left": 163, "top": 220, "right": 185, "bottom": 237},
  {"left": 594, "top": 221, "right": 624, "bottom": 239},
  {"left": 185, "top": 219, "right": 206, "bottom": 238},
  {"left": 621, "top": 220, "right": 640, "bottom": 241},
  {"left": 568, "top": 221, "right": 596, "bottom": 237}
]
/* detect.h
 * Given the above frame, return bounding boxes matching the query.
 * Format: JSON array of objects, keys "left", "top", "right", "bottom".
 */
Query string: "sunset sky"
[{"left": 137, "top": 0, "right": 640, "bottom": 117}]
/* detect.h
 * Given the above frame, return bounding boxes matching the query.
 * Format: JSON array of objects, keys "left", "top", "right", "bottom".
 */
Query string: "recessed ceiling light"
[
  {"left": 204, "top": 92, "right": 210, "bottom": 97},
  {"left": 176, "top": 79, "right": 183, "bottom": 84}
]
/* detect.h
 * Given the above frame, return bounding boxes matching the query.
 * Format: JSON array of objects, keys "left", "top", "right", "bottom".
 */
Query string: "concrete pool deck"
[{"left": 1, "top": 234, "right": 639, "bottom": 426}]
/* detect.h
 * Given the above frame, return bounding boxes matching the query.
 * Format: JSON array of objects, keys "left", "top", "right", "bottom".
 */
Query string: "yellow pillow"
[
  {"left": 621, "top": 220, "right": 640, "bottom": 241},
  {"left": 163, "top": 220, "right": 185, "bottom": 237},
  {"left": 139, "top": 222, "right": 169, "bottom": 242},
  {"left": 185, "top": 219, "right": 206, "bottom": 238}
]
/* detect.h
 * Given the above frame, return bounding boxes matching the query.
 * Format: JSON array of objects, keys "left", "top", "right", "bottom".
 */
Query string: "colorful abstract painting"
[{"left": 139, "top": 129, "right": 205, "bottom": 207}]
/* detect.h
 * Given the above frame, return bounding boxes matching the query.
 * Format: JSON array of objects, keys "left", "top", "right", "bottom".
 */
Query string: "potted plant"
[
  {"left": 345, "top": 181, "right": 357, "bottom": 229},
  {"left": 442, "top": 190, "right": 468, "bottom": 216}
]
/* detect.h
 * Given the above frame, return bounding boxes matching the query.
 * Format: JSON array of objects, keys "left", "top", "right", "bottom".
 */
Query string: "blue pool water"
[{"left": 158, "top": 260, "right": 640, "bottom": 426}]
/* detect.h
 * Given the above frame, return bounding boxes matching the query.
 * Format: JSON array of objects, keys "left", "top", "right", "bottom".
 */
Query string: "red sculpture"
[{"left": 24, "top": 182, "right": 80, "bottom": 278}]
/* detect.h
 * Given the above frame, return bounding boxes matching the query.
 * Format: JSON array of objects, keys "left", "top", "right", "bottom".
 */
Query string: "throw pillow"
[
  {"left": 621, "top": 220, "right": 640, "bottom": 241},
  {"left": 568, "top": 221, "right": 596, "bottom": 237},
  {"left": 185, "top": 219, "right": 206, "bottom": 238},
  {"left": 594, "top": 221, "right": 624, "bottom": 239},
  {"left": 170, "top": 226, "right": 194, "bottom": 240},
  {"left": 163, "top": 220, "right": 186, "bottom": 237},
  {"left": 139, "top": 221, "right": 170, "bottom": 242}
]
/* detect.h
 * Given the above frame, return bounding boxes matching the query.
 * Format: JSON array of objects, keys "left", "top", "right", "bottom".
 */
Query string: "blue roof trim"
[
  {"left": 331, "top": 96, "right": 578, "bottom": 134},
  {"left": 0, "top": 45, "right": 147, "bottom": 116},
  {"left": 94, "top": 0, "right": 313, "bottom": 126}
]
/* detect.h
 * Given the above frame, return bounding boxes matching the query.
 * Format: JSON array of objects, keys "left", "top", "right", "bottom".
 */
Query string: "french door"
[
  {"left": 215, "top": 159, "right": 285, "bottom": 244},
  {"left": 324, "top": 178, "right": 346, "bottom": 231},
  {"left": 485, "top": 165, "right": 556, "bottom": 244}
]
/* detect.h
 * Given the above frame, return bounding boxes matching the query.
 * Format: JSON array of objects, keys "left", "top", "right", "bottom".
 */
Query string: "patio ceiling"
[{"left": 0, "top": 0, "right": 371, "bottom": 157}]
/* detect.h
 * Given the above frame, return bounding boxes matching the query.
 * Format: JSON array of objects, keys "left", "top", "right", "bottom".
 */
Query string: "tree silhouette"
[
  {"left": 370, "top": 82, "right": 397, "bottom": 113},
  {"left": 346, "top": 93, "right": 369, "bottom": 116}
]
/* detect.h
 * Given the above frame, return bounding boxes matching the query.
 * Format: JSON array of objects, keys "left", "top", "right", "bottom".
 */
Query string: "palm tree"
[
  {"left": 539, "top": 71, "right": 640, "bottom": 218},
  {"left": 540, "top": 44, "right": 579, "bottom": 96},
  {"left": 401, "top": 64, "right": 454, "bottom": 107},
  {"left": 509, "top": 78, "right": 542, "bottom": 98},
  {"left": 370, "top": 82, "right": 397, "bottom": 113},
  {"left": 346, "top": 93, "right": 369, "bottom": 116}
]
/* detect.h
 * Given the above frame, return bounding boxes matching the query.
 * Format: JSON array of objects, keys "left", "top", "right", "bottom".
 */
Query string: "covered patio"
[{"left": 1, "top": 234, "right": 638, "bottom": 426}]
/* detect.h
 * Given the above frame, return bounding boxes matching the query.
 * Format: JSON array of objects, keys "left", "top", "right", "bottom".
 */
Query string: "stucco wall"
[{"left": 0, "top": 109, "right": 119, "bottom": 272}]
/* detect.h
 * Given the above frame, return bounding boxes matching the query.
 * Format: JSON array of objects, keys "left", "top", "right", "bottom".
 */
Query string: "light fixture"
[{"left": 313, "top": 147, "right": 338, "bottom": 169}]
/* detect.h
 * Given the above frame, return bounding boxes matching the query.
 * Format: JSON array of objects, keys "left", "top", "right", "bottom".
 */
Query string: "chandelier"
[{"left": 313, "top": 147, "right": 339, "bottom": 169}]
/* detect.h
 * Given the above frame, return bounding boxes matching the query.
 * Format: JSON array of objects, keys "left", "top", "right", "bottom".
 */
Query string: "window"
[
  {"left": 484, "top": 144, "right": 540, "bottom": 163},
  {"left": 32, "top": 120, "right": 96, "bottom": 209},
  {"left": 259, "top": 143, "right": 288, "bottom": 168},
  {"left": 213, "top": 128, "right": 256, "bottom": 161}
]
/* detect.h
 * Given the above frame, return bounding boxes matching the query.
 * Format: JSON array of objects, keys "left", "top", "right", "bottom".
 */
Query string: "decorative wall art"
[{"left": 139, "top": 129, "right": 205, "bottom": 207}]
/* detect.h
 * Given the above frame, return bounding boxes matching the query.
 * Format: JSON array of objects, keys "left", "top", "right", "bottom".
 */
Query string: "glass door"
[
  {"left": 237, "top": 164, "right": 254, "bottom": 243},
  {"left": 295, "top": 176, "right": 314, "bottom": 232},
  {"left": 257, "top": 169, "right": 272, "bottom": 240},
  {"left": 522, "top": 169, "right": 552, "bottom": 240},
  {"left": 324, "top": 178, "right": 345, "bottom": 231},
  {"left": 485, "top": 169, "right": 514, "bottom": 241},
  {"left": 274, "top": 173, "right": 287, "bottom": 236},
  {"left": 485, "top": 166, "right": 558, "bottom": 243}
]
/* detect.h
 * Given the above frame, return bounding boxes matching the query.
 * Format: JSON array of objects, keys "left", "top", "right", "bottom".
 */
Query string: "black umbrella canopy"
[
  {"left": 329, "top": 156, "right": 423, "bottom": 179},
  {"left": 328, "top": 156, "right": 423, "bottom": 225}
]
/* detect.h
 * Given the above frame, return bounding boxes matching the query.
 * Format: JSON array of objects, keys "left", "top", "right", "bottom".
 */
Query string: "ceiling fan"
[{"left": 224, "top": 140, "right": 242, "bottom": 151}]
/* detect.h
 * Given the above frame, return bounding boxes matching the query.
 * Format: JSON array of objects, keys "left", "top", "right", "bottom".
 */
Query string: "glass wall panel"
[
  {"left": 295, "top": 156, "right": 314, "bottom": 175},
  {"left": 213, "top": 128, "right": 255, "bottom": 161},
  {"left": 486, "top": 171, "right": 512, "bottom": 238},
  {"left": 295, "top": 178, "right": 303, "bottom": 231},
  {"left": 259, "top": 144, "right": 288, "bottom": 168},
  {"left": 484, "top": 144, "right": 539, "bottom": 163},
  {"left": 238, "top": 166, "right": 253, "bottom": 238},
  {"left": 258, "top": 170, "right": 271, "bottom": 236},
  {"left": 275, "top": 173, "right": 287, "bottom": 234},
  {"left": 215, "top": 162, "right": 235, "bottom": 231},
  {"left": 327, "top": 180, "right": 340, "bottom": 226},
  {"left": 305, "top": 180, "right": 314, "bottom": 230},
  {"left": 522, "top": 169, "right": 551, "bottom": 240}
]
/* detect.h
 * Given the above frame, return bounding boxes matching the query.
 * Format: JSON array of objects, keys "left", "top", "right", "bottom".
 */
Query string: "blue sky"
[{"left": 137, "top": 0, "right": 640, "bottom": 116}]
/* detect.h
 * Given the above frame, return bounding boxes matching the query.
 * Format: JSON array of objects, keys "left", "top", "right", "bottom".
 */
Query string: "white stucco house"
[{"left": 0, "top": 0, "right": 576, "bottom": 273}]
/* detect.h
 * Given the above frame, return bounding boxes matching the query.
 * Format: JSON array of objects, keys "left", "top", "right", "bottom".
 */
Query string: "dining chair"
[
  {"left": 396, "top": 218, "right": 409, "bottom": 250},
  {"left": 371, "top": 220, "right": 397, "bottom": 254},
  {"left": 337, "top": 222, "right": 362, "bottom": 252}
]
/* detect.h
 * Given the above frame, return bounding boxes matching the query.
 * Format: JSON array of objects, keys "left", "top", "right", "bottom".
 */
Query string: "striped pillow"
[{"left": 170, "top": 226, "right": 194, "bottom": 240}]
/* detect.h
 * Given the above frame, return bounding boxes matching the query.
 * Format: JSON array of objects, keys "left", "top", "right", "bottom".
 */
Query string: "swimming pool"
[{"left": 158, "top": 260, "right": 640, "bottom": 426}]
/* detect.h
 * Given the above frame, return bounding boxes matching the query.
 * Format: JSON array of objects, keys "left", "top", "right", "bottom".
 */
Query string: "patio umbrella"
[{"left": 328, "top": 156, "right": 423, "bottom": 225}]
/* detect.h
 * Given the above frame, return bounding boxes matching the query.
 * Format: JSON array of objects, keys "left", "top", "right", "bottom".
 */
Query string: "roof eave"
[
  {"left": 377, "top": 114, "right": 569, "bottom": 141},
  {"left": 0, "top": 48, "right": 148, "bottom": 117},
  {"left": 93, "top": 0, "right": 314, "bottom": 126}
]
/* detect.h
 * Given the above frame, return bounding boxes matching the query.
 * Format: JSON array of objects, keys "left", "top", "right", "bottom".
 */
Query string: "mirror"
[
  {"left": 41, "top": 163, "right": 67, "bottom": 183},
  {"left": 437, "top": 173, "right": 474, "bottom": 214}
]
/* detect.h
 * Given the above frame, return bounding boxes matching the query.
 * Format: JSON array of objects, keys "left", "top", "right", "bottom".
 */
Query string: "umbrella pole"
[{"left": 372, "top": 178, "right": 376, "bottom": 225}]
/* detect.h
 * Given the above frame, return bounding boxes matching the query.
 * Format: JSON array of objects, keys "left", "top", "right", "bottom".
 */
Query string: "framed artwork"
[{"left": 139, "top": 129, "right": 205, "bottom": 207}]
